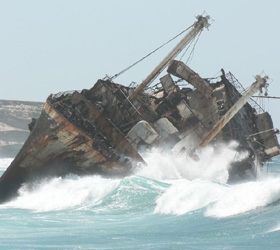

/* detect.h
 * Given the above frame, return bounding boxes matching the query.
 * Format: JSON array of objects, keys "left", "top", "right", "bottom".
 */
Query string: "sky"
[{"left": 1, "top": 0, "right": 280, "bottom": 128}]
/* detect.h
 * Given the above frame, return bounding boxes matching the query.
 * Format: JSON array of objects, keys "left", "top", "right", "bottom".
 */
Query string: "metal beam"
[
  {"left": 128, "top": 15, "right": 210, "bottom": 100},
  {"left": 199, "top": 75, "right": 268, "bottom": 147},
  {"left": 168, "top": 60, "right": 213, "bottom": 99}
]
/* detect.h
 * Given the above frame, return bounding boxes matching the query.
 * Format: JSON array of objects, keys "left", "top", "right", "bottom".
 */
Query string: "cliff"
[{"left": 0, "top": 100, "right": 43, "bottom": 158}]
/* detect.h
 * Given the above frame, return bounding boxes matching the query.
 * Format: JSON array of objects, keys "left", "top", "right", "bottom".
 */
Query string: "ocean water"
[{"left": 1, "top": 145, "right": 280, "bottom": 249}]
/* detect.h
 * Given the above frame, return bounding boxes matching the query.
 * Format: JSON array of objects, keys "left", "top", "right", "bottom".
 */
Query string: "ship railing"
[{"left": 225, "top": 72, "right": 265, "bottom": 114}]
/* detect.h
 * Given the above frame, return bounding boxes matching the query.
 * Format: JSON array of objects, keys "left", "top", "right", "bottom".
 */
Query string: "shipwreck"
[{"left": 0, "top": 15, "right": 279, "bottom": 203}]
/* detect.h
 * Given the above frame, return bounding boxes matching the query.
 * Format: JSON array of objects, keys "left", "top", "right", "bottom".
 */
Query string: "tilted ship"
[{"left": 0, "top": 15, "right": 279, "bottom": 203}]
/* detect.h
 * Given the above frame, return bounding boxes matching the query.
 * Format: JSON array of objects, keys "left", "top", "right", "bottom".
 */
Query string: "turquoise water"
[{"left": 1, "top": 146, "right": 280, "bottom": 249}]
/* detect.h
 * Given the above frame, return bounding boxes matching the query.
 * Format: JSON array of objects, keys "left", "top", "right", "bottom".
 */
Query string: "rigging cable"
[
  {"left": 252, "top": 96, "right": 280, "bottom": 99},
  {"left": 179, "top": 29, "right": 202, "bottom": 64},
  {"left": 107, "top": 23, "right": 195, "bottom": 81},
  {"left": 179, "top": 35, "right": 196, "bottom": 61},
  {"left": 185, "top": 30, "right": 202, "bottom": 65}
]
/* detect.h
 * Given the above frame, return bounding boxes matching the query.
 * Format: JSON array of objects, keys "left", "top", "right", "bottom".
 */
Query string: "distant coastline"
[{"left": 0, "top": 99, "right": 43, "bottom": 158}]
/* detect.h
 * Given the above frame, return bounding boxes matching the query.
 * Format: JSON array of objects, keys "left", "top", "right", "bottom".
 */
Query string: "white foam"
[
  {"left": 1, "top": 143, "right": 279, "bottom": 218},
  {"left": 135, "top": 142, "right": 237, "bottom": 184},
  {"left": 139, "top": 142, "right": 280, "bottom": 217},
  {"left": 2, "top": 175, "right": 120, "bottom": 212},
  {"left": 205, "top": 177, "right": 280, "bottom": 218},
  {"left": 154, "top": 179, "right": 226, "bottom": 215},
  {"left": 154, "top": 176, "right": 280, "bottom": 218}
]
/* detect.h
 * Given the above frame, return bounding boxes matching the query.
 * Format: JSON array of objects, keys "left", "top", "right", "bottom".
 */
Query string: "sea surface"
[{"left": 1, "top": 145, "right": 280, "bottom": 249}]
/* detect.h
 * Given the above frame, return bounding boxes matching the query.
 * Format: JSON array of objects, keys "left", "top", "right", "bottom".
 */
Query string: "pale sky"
[{"left": 1, "top": 0, "right": 280, "bottom": 128}]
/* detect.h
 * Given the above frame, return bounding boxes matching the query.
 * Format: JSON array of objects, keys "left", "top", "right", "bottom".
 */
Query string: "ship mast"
[
  {"left": 199, "top": 75, "right": 268, "bottom": 147},
  {"left": 128, "top": 15, "right": 210, "bottom": 100}
]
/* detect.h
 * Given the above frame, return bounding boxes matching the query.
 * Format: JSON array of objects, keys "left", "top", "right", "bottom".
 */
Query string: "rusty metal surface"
[
  {"left": 255, "top": 112, "right": 280, "bottom": 157},
  {"left": 168, "top": 60, "right": 213, "bottom": 99},
  {"left": 0, "top": 14, "right": 279, "bottom": 203},
  {"left": 0, "top": 97, "right": 145, "bottom": 203},
  {"left": 0, "top": 71, "right": 278, "bottom": 203},
  {"left": 199, "top": 76, "right": 267, "bottom": 147},
  {"left": 69, "top": 91, "right": 145, "bottom": 163}
]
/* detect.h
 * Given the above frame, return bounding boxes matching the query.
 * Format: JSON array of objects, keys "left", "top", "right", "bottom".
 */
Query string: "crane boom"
[
  {"left": 199, "top": 75, "right": 268, "bottom": 147},
  {"left": 128, "top": 15, "right": 210, "bottom": 100}
]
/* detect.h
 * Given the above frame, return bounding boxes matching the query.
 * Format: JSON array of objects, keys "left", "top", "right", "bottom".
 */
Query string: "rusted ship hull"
[
  {"left": 1, "top": 67, "right": 279, "bottom": 202},
  {"left": 0, "top": 92, "right": 145, "bottom": 202},
  {"left": 0, "top": 15, "right": 279, "bottom": 203}
]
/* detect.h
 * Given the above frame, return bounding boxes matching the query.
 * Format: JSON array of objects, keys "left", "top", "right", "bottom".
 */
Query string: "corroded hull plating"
[
  {"left": 0, "top": 67, "right": 279, "bottom": 203},
  {"left": 0, "top": 15, "right": 279, "bottom": 203},
  {"left": 0, "top": 94, "right": 144, "bottom": 202}
]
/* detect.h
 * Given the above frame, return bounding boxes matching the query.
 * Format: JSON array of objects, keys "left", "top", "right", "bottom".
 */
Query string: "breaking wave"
[
  {"left": 3, "top": 175, "right": 121, "bottom": 212},
  {"left": 1, "top": 175, "right": 167, "bottom": 213},
  {"left": 1, "top": 143, "right": 280, "bottom": 218},
  {"left": 155, "top": 177, "right": 280, "bottom": 218},
  {"left": 135, "top": 142, "right": 239, "bottom": 183}
]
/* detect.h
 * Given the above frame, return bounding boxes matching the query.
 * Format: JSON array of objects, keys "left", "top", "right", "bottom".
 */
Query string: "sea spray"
[
  {"left": 205, "top": 177, "right": 280, "bottom": 218},
  {"left": 3, "top": 175, "right": 121, "bottom": 212},
  {"left": 1, "top": 173, "right": 167, "bottom": 214},
  {"left": 1, "top": 142, "right": 280, "bottom": 218},
  {"left": 135, "top": 142, "right": 239, "bottom": 183},
  {"left": 154, "top": 179, "right": 226, "bottom": 215},
  {"left": 135, "top": 143, "right": 280, "bottom": 218},
  {"left": 1, "top": 153, "right": 280, "bottom": 249},
  {"left": 153, "top": 177, "right": 280, "bottom": 218}
]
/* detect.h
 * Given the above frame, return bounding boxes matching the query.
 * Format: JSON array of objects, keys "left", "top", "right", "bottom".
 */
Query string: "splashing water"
[
  {"left": 1, "top": 142, "right": 278, "bottom": 217},
  {"left": 135, "top": 142, "right": 239, "bottom": 183},
  {"left": 3, "top": 175, "right": 121, "bottom": 212},
  {"left": 1, "top": 143, "right": 280, "bottom": 249}
]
